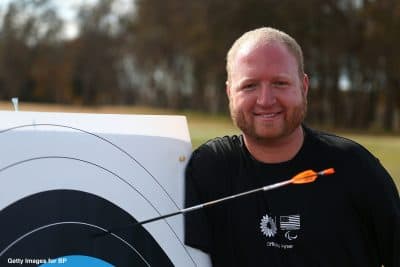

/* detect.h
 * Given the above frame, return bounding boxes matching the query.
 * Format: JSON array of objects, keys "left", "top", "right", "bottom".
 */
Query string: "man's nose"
[{"left": 256, "top": 85, "right": 276, "bottom": 106}]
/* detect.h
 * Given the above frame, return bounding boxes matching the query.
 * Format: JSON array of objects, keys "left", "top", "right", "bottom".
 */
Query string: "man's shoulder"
[
  {"left": 194, "top": 135, "right": 243, "bottom": 156},
  {"left": 306, "top": 126, "right": 370, "bottom": 155},
  {"left": 305, "top": 126, "right": 381, "bottom": 169},
  {"left": 186, "top": 136, "right": 243, "bottom": 192},
  {"left": 188, "top": 135, "right": 243, "bottom": 170}
]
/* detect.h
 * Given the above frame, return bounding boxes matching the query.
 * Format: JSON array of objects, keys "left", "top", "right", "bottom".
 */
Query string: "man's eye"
[
  {"left": 243, "top": 83, "right": 256, "bottom": 89},
  {"left": 273, "top": 81, "right": 288, "bottom": 87}
]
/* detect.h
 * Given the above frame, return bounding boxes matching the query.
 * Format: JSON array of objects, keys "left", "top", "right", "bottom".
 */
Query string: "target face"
[
  {"left": 0, "top": 111, "right": 209, "bottom": 267},
  {"left": 1, "top": 190, "right": 173, "bottom": 266}
]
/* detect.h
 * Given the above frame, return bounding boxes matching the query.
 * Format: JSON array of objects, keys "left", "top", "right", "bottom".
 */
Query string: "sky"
[
  {"left": 58, "top": 0, "right": 100, "bottom": 38},
  {"left": 0, "top": 0, "right": 132, "bottom": 39}
]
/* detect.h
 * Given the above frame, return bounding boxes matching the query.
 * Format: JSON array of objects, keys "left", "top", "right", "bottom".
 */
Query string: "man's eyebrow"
[
  {"left": 233, "top": 78, "right": 257, "bottom": 89},
  {"left": 238, "top": 78, "right": 256, "bottom": 84},
  {"left": 272, "top": 73, "right": 292, "bottom": 79},
  {"left": 237, "top": 74, "right": 292, "bottom": 84}
]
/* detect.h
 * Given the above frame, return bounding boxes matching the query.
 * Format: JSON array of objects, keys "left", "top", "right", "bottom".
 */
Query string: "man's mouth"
[{"left": 254, "top": 111, "right": 283, "bottom": 118}]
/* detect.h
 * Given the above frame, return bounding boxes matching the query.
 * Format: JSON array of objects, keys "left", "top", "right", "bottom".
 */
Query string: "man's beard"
[{"left": 230, "top": 94, "right": 307, "bottom": 142}]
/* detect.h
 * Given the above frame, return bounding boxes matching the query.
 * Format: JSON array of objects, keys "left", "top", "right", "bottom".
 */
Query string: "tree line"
[{"left": 0, "top": 0, "right": 399, "bottom": 131}]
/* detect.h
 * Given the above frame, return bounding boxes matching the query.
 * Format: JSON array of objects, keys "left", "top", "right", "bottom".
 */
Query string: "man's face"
[{"left": 227, "top": 41, "right": 309, "bottom": 143}]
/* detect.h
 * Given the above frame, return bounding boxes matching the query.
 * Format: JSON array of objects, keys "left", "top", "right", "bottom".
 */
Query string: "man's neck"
[{"left": 243, "top": 126, "right": 305, "bottom": 164}]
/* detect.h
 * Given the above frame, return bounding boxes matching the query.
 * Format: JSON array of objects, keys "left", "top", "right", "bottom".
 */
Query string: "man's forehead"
[
  {"left": 235, "top": 39, "right": 285, "bottom": 59},
  {"left": 232, "top": 41, "right": 296, "bottom": 70}
]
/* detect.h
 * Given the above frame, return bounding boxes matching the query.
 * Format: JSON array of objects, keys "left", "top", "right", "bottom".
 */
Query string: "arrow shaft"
[
  {"left": 262, "top": 179, "right": 292, "bottom": 191},
  {"left": 137, "top": 178, "right": 293, "bottom": 226},
  {"left": 137, "top": 210, "right": 183, "bottom": 225},
  {"left": 95, "top": 168, "right": 334, "bottom": 237}
]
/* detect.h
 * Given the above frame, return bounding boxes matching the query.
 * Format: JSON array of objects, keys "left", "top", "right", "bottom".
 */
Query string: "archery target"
[
  {"left": 1, "top": 190, "right": 172, "bottom": 266},
  {"left": 0, "top": 111, "right": 211, "bottom": 267}
]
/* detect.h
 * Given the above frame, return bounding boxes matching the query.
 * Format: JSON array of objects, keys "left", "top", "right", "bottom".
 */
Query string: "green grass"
[{"left": 1, "top": 101, "right": 398, "bottom": 190}]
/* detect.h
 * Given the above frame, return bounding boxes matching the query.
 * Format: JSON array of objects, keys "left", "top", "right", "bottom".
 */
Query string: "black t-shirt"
[{"left": 184, "top": 126, "right": 400, "bottom": 267}]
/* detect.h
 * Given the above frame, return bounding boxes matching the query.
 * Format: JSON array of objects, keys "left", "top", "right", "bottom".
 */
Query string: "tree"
[
  {"left": 361, "top": 0, "right": 400, "bottom": 130},
  {"left": 72, "top": 0, "right": 124, "bottom": 105},
  {"left": 0, "top": 0, "right": 64, "bottom": 102}
]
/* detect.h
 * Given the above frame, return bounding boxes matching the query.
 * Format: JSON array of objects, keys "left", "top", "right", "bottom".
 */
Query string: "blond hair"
[{"left": 226, "top": 27, "right": 304, "bottom": 84}]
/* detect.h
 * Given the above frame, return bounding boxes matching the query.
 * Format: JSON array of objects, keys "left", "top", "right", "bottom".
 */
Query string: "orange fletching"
[{"left": 291, "top": 170, "right": 318, "bottom": 184}]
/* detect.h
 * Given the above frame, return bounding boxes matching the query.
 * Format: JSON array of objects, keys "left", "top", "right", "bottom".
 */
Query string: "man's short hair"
[{"left": 226, "top": 27, "right": 304, "bottom": 84}]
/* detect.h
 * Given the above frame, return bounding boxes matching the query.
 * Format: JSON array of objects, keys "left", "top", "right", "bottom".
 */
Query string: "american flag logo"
[{"left": 280, "top": 215, "right": 300, "bottom": 230}]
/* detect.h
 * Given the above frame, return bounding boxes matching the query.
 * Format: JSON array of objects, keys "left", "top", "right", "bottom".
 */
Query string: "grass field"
[{"left": 1, "top": 101, "right": 399, "bottom": 190}]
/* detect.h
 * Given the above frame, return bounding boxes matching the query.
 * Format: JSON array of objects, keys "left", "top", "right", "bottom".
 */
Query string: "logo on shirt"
[
  {"left": 260, "top": 213, "right": 301, "bottom": 241},
  {"left": 260, "top": 214, "right": 277, "bottom": 237},
  {"left": 280, "top": 215, "right": 300, "bottom": 231},
  {"left": 280, "top": 215, "right": 300, "bottom": 240}
]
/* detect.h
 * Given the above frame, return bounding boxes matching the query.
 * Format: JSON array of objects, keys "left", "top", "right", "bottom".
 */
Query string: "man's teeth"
[{"left": 261, "top": 113, "right": 277, "bottom": 118}]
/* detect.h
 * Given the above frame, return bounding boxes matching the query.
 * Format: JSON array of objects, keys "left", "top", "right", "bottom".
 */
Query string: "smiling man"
[
  {"left": 184, "top": 27, "right": 399, "bottom": 267},
  {"left": 226, "top": 30, "right": 308, "bottom": 163}
]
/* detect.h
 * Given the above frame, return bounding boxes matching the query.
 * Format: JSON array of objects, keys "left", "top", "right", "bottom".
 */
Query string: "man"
[{"left": 184, "top": 27, "right": 400, "bottom": 267}]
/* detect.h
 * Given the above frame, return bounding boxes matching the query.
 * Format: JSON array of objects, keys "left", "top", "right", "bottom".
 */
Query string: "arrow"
[{"left": 96, "top": 168, "right": 335, "bottom": 237}]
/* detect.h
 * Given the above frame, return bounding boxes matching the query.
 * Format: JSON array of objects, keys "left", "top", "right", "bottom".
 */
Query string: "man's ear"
[
  {"left": 302, "top": 74, "right": 309, "bottom": 96},
  {"left": 226, "top": 81, "right": 231, "bottom": 99}
]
